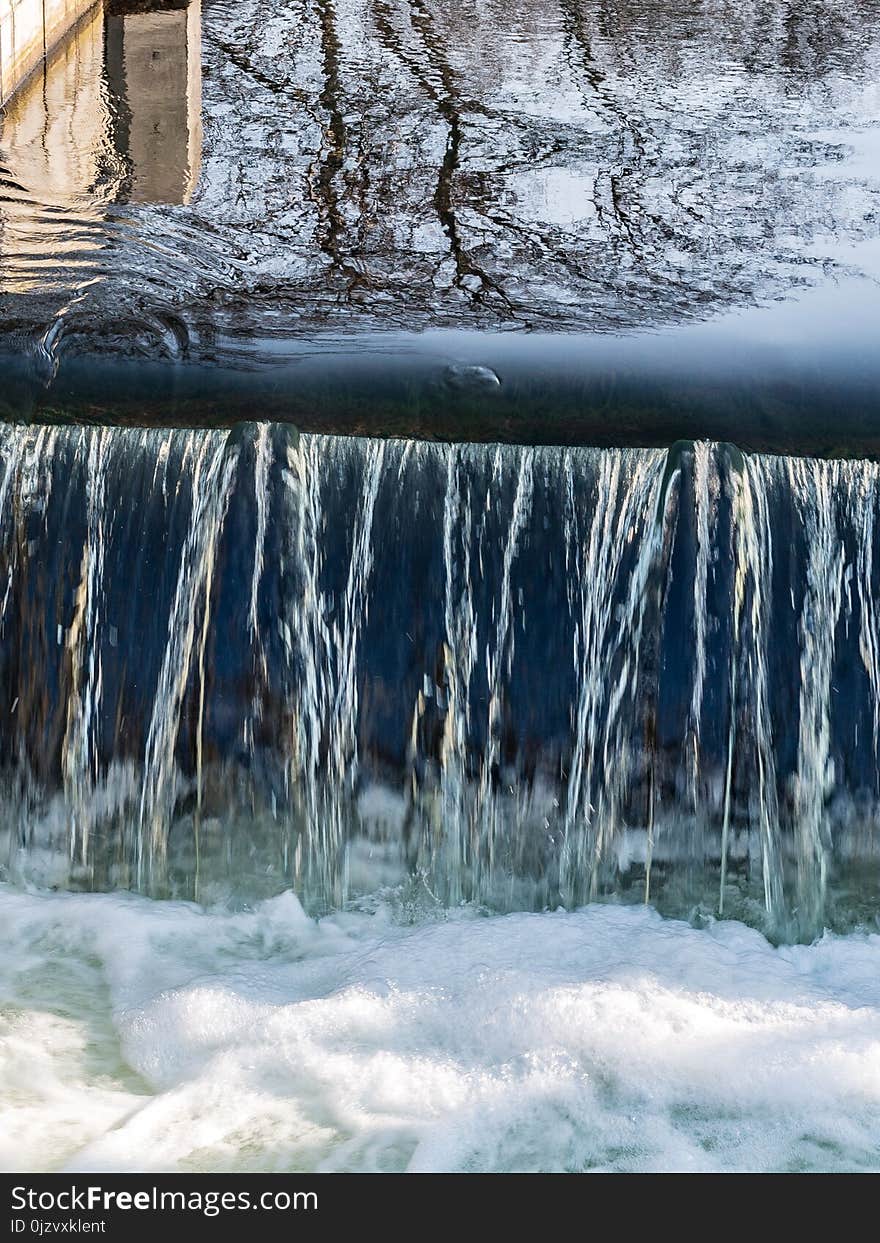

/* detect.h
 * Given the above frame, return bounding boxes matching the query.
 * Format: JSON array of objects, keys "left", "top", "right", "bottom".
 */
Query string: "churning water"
[
  {"left": 4, "top": 886, "right": 880, "bottom": 1173},
  {"left": 2, "top": 0, "right": 880, "bottom": 1174}
]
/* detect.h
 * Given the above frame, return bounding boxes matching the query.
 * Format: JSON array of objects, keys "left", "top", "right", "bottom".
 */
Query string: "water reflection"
[
  {"left": 0, "top": 0, "right": 878, "bottom": 364},
  {"left": 105, "top": 0, "right": 202, "bottom": 204},
  {"left": 0, "top": 4, "right": 117, "bottom": 296}
]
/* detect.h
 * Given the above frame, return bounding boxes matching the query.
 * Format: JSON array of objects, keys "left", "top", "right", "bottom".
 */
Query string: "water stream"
[{"left": 1, "top": 423, "right": 879, "bottom": 938}]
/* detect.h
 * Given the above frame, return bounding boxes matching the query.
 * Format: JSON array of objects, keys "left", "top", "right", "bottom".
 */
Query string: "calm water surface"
[{"left": 0, "top": 0, "right": 878, "bottom": 367}]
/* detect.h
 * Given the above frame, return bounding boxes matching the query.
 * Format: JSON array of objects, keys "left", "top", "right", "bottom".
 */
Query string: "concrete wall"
[{"left": 0, "top": 0, "right": 98, "bottom": 105}]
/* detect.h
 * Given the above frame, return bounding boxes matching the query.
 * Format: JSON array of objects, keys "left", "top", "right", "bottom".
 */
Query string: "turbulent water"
[
  {"left": 1, "top": 0, "right": 880, "bottom": 363},
  {"left": 3, "top": 884, "right": 880, "bottom": 1173},
  {"left": 1, "top": 422, "right": 880, "bottom": 939}
]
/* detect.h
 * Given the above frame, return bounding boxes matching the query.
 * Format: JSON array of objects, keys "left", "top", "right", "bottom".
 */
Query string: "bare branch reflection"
[{"left": 0, "top": 0, "right": 878, "bottom": 359}]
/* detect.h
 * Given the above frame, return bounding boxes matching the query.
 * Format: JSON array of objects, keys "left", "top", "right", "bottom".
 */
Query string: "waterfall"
[
  {"left": 688, "top": 439, "right": 714, "bottom": 806},
  {"left": 62, "top": 426, "right": 111, "bottom": 866},
  {"left": 561, "top": 447, "right": 666, "bottom": 906},
  {"left": 1, "top": 422, "right": 880, "bottom": 936},
  {"left": 138, "top": 430, "right": 236, "bottom": 886}
]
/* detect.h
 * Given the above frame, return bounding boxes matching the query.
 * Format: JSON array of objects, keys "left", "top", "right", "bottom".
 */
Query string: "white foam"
[{"left": 1, "top": 884, "right": 880, "bottom": 1172}]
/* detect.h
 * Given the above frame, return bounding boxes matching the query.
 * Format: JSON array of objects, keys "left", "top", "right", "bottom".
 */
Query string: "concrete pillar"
[{"left": 0, "top": 0, "right": 98, "bottom": 105}]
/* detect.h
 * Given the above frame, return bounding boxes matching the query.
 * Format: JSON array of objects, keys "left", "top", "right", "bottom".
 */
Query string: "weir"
[{"left": 1, "top": 421, "right": 879, "bottom": 939}]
